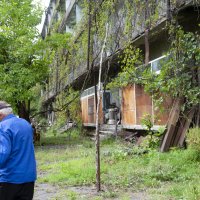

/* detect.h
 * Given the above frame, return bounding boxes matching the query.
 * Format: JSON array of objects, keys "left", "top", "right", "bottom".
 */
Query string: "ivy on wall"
[{"left": 43, "top": 0, "right": 200, "bottom": 124}]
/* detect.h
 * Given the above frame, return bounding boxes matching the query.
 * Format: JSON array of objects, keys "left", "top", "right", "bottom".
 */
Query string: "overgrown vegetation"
[
  {"left": 108, "top": 25, "right": 200, "bottom": 106},
  {"left": 186, "top": 127, "right": 200, "bottom": 152},
  {"left": 35, "top": 128, "right": 200, "bottom": 200},
  {"left": 144, "top": 26, "right": 200, "bottom": 107},
  {"left": 40, "top": 0, "right": 170, "bottom": 126},
  {"left": 0, "top": 0, "right": 49, "bottom": 120}
]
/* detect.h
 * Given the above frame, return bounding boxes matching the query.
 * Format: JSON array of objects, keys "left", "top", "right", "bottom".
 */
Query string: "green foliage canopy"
[
  {"left": 0, "top": 0, "right": 49, "bottom": 107},
  {"left": 144, "top": 26, "right": 200, "bottom": 107}
]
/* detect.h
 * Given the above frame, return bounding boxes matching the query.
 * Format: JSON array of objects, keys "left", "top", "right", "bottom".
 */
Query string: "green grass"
[
  {"left": 40, "top": 157, "right": 96, "bottom": 185},
  {"left": 35, "top": 128, "right": 200, "bottom": 200}
]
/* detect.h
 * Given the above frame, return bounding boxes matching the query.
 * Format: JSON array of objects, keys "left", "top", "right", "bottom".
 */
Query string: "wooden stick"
[
  {"left": 160, "top": 98, "right": 183, "bottom": 152},
  {"left": 178, "top": 107, "right": 195, "bottom": 147},
  {"left": 95, "top": 23, "right": 108, "bottom": 192}
]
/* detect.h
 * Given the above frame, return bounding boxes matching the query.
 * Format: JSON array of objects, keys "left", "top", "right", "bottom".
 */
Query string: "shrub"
[
  {"left": 186, "top": 128, "right": 200, "bottom": 151},
  {"left": 140, "top": 114, "right": 164, "bottom": 150}
]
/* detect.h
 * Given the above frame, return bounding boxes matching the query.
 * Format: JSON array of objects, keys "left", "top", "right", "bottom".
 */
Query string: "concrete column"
[
  {"left": 66, "top": 0, "right": 70, "bottom": 11},
  {"left": 76, "top": 3, "right": 82, "bottom": 23}
]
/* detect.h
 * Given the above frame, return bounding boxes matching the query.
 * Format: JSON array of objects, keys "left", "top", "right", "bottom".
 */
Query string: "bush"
[
  {"left": 186, "top": 128, "right": 200, "bottom": 151},
  {"left": 140, "top": 114, "right": 164, "bottom": 150}
]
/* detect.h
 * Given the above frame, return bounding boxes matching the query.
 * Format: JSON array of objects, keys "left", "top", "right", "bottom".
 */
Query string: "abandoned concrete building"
[{"left": 41, "top": 0, "right": 200, "bottom": 139}]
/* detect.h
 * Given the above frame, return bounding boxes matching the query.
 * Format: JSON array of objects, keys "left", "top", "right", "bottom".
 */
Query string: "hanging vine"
[{"left": 41, "top": 0, "right": 200, "bottom": 126}]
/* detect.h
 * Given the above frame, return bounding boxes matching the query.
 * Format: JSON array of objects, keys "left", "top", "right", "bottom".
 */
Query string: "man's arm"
[{"left": 0, "top": 130, "right": 11, "bottom": 166}]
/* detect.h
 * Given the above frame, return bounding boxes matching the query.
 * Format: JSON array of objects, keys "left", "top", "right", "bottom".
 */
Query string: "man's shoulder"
[
  {"left": 14, "top": 117, "right": 32, "bottom": 126},
  {"left": 1, "top": 116, "right": 31, "bottom": 128}
]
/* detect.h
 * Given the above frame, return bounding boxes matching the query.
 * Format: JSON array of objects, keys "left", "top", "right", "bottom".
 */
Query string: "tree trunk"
[
  {"left": 17, "top": 100, "right": 31, "bottom": 122},
  {"left": 87, "top": 0, "right": 92, "bottom": 70},
  {"left": 144, "top": 29, "right": 150, "bottom": 65},
  {"left": 144, "top": 0, "right": 150, "bottom": 65},
  {"left": 55, "top": 52, "right": 59, "bottom": 93},
  {"left": 196, "top": 65, "right": 200, "bottom": 126},
  {"left": 167, "top": 0, "right": 171, "bottom": 22},
  {"left": 177, "top": 107, "right": 196, "bottom": 147}
]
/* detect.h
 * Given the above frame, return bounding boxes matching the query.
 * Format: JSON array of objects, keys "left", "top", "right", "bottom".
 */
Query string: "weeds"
[
  {"left": 186, "top": 127, "right": 200, "bottom": 151},
  {"left": 35, "top": 128, "right": 200, "bottom": 200}
]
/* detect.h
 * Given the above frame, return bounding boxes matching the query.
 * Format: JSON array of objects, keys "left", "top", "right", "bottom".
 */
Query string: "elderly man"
[{"left": 0, "top": 101, "right": 36, "bottom": 200}]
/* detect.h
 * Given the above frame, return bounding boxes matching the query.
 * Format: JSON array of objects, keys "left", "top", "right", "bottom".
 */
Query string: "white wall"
[
  {"left": 66, "top": 0, "right": 71, "bottom": 11},
  {"left": 76, "top": 3, "right": 82, "bottom": 23}
]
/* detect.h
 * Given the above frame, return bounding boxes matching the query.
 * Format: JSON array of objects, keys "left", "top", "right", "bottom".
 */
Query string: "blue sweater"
[{"left": 0, "top": 114, "right": 37, "bottom": 183}]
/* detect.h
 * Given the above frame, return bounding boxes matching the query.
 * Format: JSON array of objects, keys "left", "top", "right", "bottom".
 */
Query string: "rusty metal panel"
[
  {"left": 122, "top": 110, "right": 136, "bottom": 125},
  {"left": 135, "top": 84, "right": 153, "bottom": 124},
  {"left": 121, "top": 84, "right": 172, "bottom": 128},
  {"left": 88, "top": 96, "right": 95, "bottom": 123},
  {"left": 121, "top": 85, "right": 136, "bottom": 125},
  {"left": 154, "top": 96, "right": 173, "bottom": 125},
  {"left": 81, "top": 94, "right": 104, "bottom": 125},
  {"left": 81, "top": 98, "right": 88, "bottom": 123},
  {"left": 94, "top": 95, "right": 104, "bottom": 124}
]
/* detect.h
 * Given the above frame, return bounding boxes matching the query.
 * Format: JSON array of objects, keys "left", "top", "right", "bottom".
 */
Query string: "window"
[{"left": 149, "top": 55, "right": 167, "bottom": 74}]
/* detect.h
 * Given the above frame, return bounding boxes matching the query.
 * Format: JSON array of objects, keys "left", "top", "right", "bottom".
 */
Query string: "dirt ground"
[
  {"left": 34, "top": 183, "right": 98, "bottom": 200},
  {"left": 33, "top": 140, "right": 150, "bottom": 200},
  {"left": 33, "top": 182, "right": 149, "bottom": 200}
]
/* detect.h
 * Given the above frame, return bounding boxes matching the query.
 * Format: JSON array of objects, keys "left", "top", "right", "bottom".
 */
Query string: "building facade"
[{"left": 41, "top": 0, "right": 200, "bottom": 130}]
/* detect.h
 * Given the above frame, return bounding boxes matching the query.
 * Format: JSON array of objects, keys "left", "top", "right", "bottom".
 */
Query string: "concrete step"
[
  {"left": 100, "top": 124, "right": 122, "bottom": 131},
  {"left": 99, "top": 130, "right": 116, "bottom": 135},
  {"left": 90, "top": 134, "right": 113, "bottom": 141}
]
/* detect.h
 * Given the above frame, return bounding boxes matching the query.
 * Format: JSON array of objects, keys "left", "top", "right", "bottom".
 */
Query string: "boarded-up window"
[
  {"left": 88, "top": 97, "right": 94, "bottom": 114},
  {"left": 88, "top": 96, "right": 95, "bottom": 123}
]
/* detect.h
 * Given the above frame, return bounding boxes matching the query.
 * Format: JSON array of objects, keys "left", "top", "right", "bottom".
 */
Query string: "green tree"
[
  {"left": 0, "top": 0, "right": 49, "bottom": 121},
  {"left": 143, "top": 26, "right": 200, "bottom": 108}
]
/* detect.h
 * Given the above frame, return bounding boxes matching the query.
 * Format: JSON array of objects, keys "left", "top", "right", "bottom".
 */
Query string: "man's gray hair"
[
  {"left": 0, "top": 101, "right": 13, "bottom": 116},
  {"left": 0, "top": 107, "right": 13, "bottom": 115}
]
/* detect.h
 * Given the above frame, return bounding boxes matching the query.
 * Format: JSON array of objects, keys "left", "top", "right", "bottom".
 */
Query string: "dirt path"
[
  {"left": 34, "top": 183, "right": 58, "bottom": 200},
  {"left": 34, "top": 182, "right": 149, "bottom": 200},
  {"left": 33, "top": 183, "right": 97, "bottom": 200},
  {"left": 33, "top": 142, "right": 150, "bottom": 199}
]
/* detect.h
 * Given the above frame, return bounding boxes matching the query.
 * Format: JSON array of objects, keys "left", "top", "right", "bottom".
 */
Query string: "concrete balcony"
[
  {"left": 42, "top": 0, "right": 198, "bottom": 104},
  {"left": 58, "top": 0, "right": 76, "bottom": 33}
]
